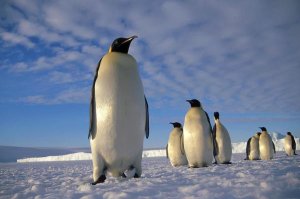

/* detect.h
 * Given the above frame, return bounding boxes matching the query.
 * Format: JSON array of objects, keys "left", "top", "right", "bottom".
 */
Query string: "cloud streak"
[{"left": 0, "top": 0, "right": 300, "bottom": 114}]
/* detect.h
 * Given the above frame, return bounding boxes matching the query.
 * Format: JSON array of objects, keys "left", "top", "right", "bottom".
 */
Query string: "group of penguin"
[
  {"left": 88, "top": 36, "right": 297, "bottom": 185},
  {"left": 166, "top": 100, "right": 298, "bottom": 167},
  {"left": 166, "top": 99, "right": 232, "bottom": 167}
]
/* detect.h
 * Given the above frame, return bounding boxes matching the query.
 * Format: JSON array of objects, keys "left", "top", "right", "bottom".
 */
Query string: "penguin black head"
[
  {"left": 287, "top": 132, "right": 292, "bottom": 136},
  {"left": 170, "top": 122, "right": 182, "bottom": 128},
  {"left": 257, "top": 132, "right": 262, "bottom": 136},
  {"left": 109, "top": 35, "right": 137, "bottom": 53},
  {"left": 186, "top": 99, "right": 201, "bottom": 107},
  {"left": 259, "top": 127, "right": 267, "bottom": 131},
  {"left": 214, "top": 112, "right": 220, "bottom": 120}
]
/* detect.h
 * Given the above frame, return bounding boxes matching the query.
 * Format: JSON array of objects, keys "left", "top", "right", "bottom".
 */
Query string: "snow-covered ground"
[{"left": 1, "top": 152, "right": 299, "bottom": 199}]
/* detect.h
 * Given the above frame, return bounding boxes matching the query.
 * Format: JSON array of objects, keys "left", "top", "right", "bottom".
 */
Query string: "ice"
[{"left": 15, "top": 133, "right": 299, "bottom": 163}]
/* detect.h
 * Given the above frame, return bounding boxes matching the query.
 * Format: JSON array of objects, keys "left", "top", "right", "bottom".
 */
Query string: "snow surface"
[{"left": 1, "top": 152, "right": 300, "bottom": 199}]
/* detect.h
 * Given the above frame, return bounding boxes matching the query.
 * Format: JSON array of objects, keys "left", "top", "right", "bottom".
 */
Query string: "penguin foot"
[
  {"left": 223, "top": 162, "right": 232, "bottom": 164},
  {"left": 91, "top": 175, "right": 106, "bottom": 185},
  {"left": 188, "top": 165, "right": 199, "bottom": 168},
  {"left": 121, "top": 173, "right": 127, "bottom": 178},
  {"left": 134, "top": 173, "right": 140, "bottom": 178}
]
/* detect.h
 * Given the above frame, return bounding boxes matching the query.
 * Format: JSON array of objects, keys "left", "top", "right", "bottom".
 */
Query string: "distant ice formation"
[{"left": 17, "top": 132, "right": 299, "bottom": 162}]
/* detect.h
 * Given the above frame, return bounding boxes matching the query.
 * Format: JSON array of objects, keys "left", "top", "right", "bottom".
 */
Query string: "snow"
[
  {"left": 1, "top": 132, "right": 300, "bottom": 198},
  {"left": 16, "top": 133, "right": 299, "bottom": 163},
  {"left": 1, "top": 152, "right": 300, "bottom": 199}
]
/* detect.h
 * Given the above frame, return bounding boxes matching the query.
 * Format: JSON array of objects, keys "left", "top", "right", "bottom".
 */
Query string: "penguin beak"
[{"left": 120, "top": 35, "right": 138, "bottom": 45}]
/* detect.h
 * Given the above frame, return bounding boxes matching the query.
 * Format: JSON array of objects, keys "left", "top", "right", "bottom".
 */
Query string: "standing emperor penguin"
[
  {"left": 88, "top": 36, "right": 149, "bottom": 184},
  {"left": 259, "top": 127, "right": 275, "bottom": 160},
  {"left": 213, "top": 112, "right": 232, "bottom": 164},
  {"left": 166, "top": 122, "right": 188, "bottom": 167},
  {"left": 245, "top": 132, "right": 261, "bottom": 160},
  {"left": 183, "top": 99, "right": 214, "bottom": 167},
  {"left": 284, "top": 132, "right": 297, "bottom": 156}
]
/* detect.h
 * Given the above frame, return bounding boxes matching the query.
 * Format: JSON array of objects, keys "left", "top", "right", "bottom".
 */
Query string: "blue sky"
[{"left": 1, "top": 0, "right": 300, "bottom": 148}]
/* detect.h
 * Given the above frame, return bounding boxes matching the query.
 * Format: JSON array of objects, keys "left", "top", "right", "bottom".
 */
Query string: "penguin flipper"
[
  {"left": 180, "top": 132, "right": 185, "bottom": 155},
  {"left": 246, "top": 138, "right": 251, "bottom": 159},
  {"left": 212, "top": 124, "right": 219, "bottom": 157},
  {"left": 272, "top": 141, "right": 276, "bottom": 153},
  {"left": 88, "top": 92, "right": 96, "bottom": 139},
  {"left": 88, "top": 58, "right": 102, "bottom": 139},
  {"left": 145, "top": 96, "right": 150, "bottom": 139},
  {"left": 205, "top": 111, "right": 217, "bottom": 157},
  {"left": 291, "top": 135, "right": 296, "bottom": 151},
  {"left": 166, "top": 144, "right": 169, "bottom": 159}
]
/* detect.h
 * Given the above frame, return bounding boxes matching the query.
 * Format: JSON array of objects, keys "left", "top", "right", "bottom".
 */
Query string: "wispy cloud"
[
  {"left": 1, "top": 0, "right": 300, "bottom": 114},
  {"left": 1, "top": 32, "right": 35, "bottom": 48},
  {"left": 19, "top": 87, "right": 90, "bottom": 105}
]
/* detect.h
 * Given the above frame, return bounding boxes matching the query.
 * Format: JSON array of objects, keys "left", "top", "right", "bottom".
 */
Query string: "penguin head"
[
  {"left": 170, "top": 122, "right": 182, "bottom": 128},
  {"left": 259, "top": 127, "right": 267, "bottom": 132},
  {"left": 214, "top": 112, "right": 220, "bottom": 120},
  {"left": 109, "top": 35, "right": 137, "bottom": 53},
  {"left": 257, "top": 132, "right": 262, "bottom": 136},
  {"left": 254, "top": 132, "right": 261, "bottom": 138},
  {"left": 186, "top": 99, "right": 201, "bottom": 107},
  {"left": 287, "top": 132, "right": 292, "bottom": 136}
]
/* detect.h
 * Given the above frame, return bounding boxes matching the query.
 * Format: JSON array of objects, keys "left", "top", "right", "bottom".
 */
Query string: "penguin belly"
[
  {"left": 284, "top": 136, "right": 294, "bottom": 156},
  {"left": 215, "top": 123, "right": 232, "bottom": 164},
  {"left": 249, "top": 137, "right": 260, "bottom": 160},
  {"left": 183, "top": 109, "right": 213, "bottom": 167},
  {"left": 259, "top": 133, "right": 274, "bottom": 160},
  {"left": 167, "top": 129, "right": 187, "bottom": 167},
  {"left": 90, "top": 53, "right": 145, "bottom": 177}
]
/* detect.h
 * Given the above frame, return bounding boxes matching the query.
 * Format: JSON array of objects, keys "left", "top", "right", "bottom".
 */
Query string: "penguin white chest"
[
  {"left": 259, "top": 132, "right": 274, "bottom": 160},
  {"left": 284, "top": 136, "right": 294, "bottom": 156},
  {"left": 215, "top": 122, "right": 232, "bottom": 163},
  {"left": 167, "top": 128, "right": 187, "bottom": 166},
  {"left": 249, "top": 137, "right": 260, "bottom": 160},
  {"left": 91, "top": 53, "right": 145, "bottom": 167},
  {"left": 183, "top": 108, "right": 213, "bottom": 167}
]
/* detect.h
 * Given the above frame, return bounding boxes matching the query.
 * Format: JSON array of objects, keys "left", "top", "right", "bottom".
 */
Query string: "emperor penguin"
[
  {"left": 166, "top": 122, "right": 188, "bottom": 167},
  {"left": 284, "top": 132, "right": 297, "bottom": 156},
  {"left": 245, "top": 132, "right": 261, "bottom": 160},
  {"left": 258, "top": 127, "right": 274, "bottom": 160},
  {"left": 183, "top": 99, "right": 214, "bottom": 167},
  {"left": 213, "top": 112, "right": 232, "bottom": 164},
  {"left": 88, "top": 36, "right": 149, "bottom": 184}
]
